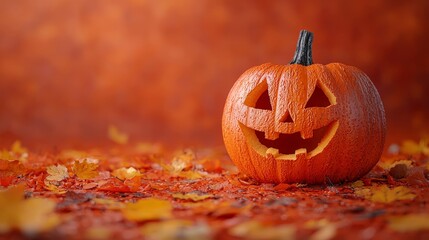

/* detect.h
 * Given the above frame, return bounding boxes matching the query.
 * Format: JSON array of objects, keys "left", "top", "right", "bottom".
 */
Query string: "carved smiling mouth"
[{"left": 239, "top": 120, "right": 339, "bottom": 160}]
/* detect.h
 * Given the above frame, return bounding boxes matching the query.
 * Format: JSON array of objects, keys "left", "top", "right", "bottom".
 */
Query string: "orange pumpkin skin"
[{"left": 222, "top": 31, "right": 386, "bottom": 184}]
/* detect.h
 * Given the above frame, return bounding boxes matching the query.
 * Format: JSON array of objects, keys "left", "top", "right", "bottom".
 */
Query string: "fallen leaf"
[
  {"left": 46, "top": 164, "right": 69, "bottom": 181},
  {"left": 85, "top": 226, "right": 112, "bottom": 240},
  {"left": 108, "top": 125, "right": 129, "bottom": 144},
  {"left": 44, "top": 180, "right": 67, "bottom": 194},
  {"left": 98, "top": 178, "right": 131, "bottom": 193},
  {"left": 229, "top": 220, "right": 295, "bottom": 240},
  {"left": 355, "top": 185, "right": 416, "bottom": 203},
  {"left": 388, "top": 214, "right": 429, "bottom": 232},
  {"left": 83, "top": 182, "right": 99, "bottom": 190},
  {"left": 305, "top": 219, "right": 337, "bottom": 240},
  {"left": 122, "top": 198, "right": 172, "bottom": 221},
  {"left": 0, "top": 141, "right": 28, "bottom": 162},
  {"left": 92, "top": 198, "right": 125, "bottom": 210},
  {"left": 401, "top": 139, "right": 429, "bottom": 156},
  {"left": 73, "top": 159, "right": 99, "bottom": 180},
  {"left": 112, "top": 167, "right": 141, "bottom": 180},
  {"left": 377, "top": 159, "right": 413, "bottom": 171},
  {"left": 167, "top": 149, "right": 195, "bottom": 173},
  {"left": 350, "top": 180, "right": 364, "bottom": 188},
  {"left": 178, "top": 170, "right": 204, "bottom": 180},
  {"left": 172, "top": 192, "right": 213, "bottom": 202},
  {"left": 141, "top": 220, "right": 211, "bottom": 240},
  {"left": 0, "top": 185, "right": 60, "bottom": 233},
  {"left": 11, "top": 140, "right": 28, "bottom": 155}
]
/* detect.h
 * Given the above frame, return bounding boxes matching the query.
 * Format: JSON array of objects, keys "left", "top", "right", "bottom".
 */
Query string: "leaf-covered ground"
[{"left": 1, "top": 136, "right": 429, "bottom": 240}]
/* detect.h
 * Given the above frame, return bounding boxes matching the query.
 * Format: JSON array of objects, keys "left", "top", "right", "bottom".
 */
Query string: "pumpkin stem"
[{"left": 290, "top": 30, "right": 313, "bottom": 66}]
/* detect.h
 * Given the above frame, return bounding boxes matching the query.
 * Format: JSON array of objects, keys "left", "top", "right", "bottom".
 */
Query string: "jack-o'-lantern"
[{"left": 222, "top": 30, "right": 386, "bottom": 184}]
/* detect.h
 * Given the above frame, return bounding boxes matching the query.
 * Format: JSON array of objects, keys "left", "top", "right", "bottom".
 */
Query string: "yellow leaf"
[
  {"left": 377, "top": 159, "right": 413, "bottom": 171},
  {"left": 0, "top": 185, "right": 60, "bottom": 233},
  {"left": 122, "top": 198, "right": 172, "bottom": 221},
  {"left": 73, "top": 159, "right": 99, "bottom": 180},
  {"left": 172, "top": 193, "right": 213, "bottom": 202},
  {"left": 46, "top": 165, "right": 69, "bottom": 181},
  {"left": 112, "top": 167, "right": 141, "bottom": 180},
  {"left": 178, "top": 170, "right": 204, "bottom": 180},
  {"left": 401, "top": 139, "right": 429, "bottom": 156},
  {"left": 44, "top": 180, "right": 67, "bottom": 194},
  {"left": 388, "top": 214, "right": 429, "bottom": 232},
  {"left": 229, "top": 220, "right": 295, "bottom": 240},
  {"left": 305, "top": 219, "right": 337, "bottom": 240},
  {"left": 141, "top": 220, "right": 211, "bottom": 240},
  {"left": 11, "top": 141, "right": 28, "bottom": 155},
  {"left": 371, "top": 186, "right": 415, "bottom": 203},
  {"left": 92, "top": 198, "right": 125, "bottom": 210},
  {"left": 350, "top": 180, "right": 364, "bottom": 188},
  {"left": 355, "top": 185, "right": 416, "bottom": 203},
  {"left": 165, "top": 149, "right": 196, "bottom": 173},
  {"left": 85, "top": 226, "right": 112, "bottom": 240},
  {"left": 0, "top": 141, "right": 28, "bottom": 162},
  {"left": 108, "top": 125, "right": 129, "bottom": 144}
]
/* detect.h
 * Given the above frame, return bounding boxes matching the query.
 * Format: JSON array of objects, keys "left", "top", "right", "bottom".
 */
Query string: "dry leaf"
[
  {"left": 11, "top": 141, "right": 28, "bottom": 155},
  {"left": 108, "top": 125, "right": 129, "bottom": 144},
  {"left": 46, "top": 164, "right": 69, "bottom": 181},
  {"left": 85, "top": 226, "right": 112, "bottom": 240},
  {"left": 44, "top": 180, "right": 67, "bottom": 194},
  {"left": 122, "top": 198, "right": 172, "bottom": 221},
  {"left": 401, "top": 139, "right": 429, "bottom": 156},
  {"left": 305, "top": 219, "right": 337, "bottom": 240},
  {"left": 73, "top": 159, "right": 99, "bottom": 180},
  {"left": 141, "top": 220, "right": 211, "bottom": 240},
  {"left": 92, "top": 198, "right": 125, "bottom": 210},
  {"left": 170, "top": 149, "right": 195, "bottom": 172},
  {"left": 172, "top": 192, "right": 213, "bottom": 202},
  {"left": 112, "top": 167, "right": 141, "bottom": 180},
  {"left": 178, "top": 170, "right": 204, "bottom": 180},
  {"left": 0, "top": 185, "right": 60, "bottom": 233},
  {"left": 229, "top": 220, "right": 295, "bottom": 240},
  {"left": 0, "top": 141, "right": 28, "bottom": 162},
  {"left": 355, "top": 185, "right": 416, "bottom": 203},
  {"left": 388, "top": 214, "right": 429, "bottom": 232},
  {"left": 377, "top": 159, "right": 413, "bottom": 171}
]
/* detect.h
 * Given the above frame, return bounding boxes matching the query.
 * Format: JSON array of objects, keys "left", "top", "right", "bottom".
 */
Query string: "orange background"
[{"left": 0, "top": 0, "right": 428, "bottom": 148}]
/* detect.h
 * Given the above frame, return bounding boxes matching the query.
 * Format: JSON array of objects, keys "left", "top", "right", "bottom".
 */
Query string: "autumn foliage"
[{"left": 1, "top": 134, "right": 429, "bottom": 239}]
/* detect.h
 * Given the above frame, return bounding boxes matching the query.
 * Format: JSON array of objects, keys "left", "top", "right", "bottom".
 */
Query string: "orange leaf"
[
  {"left": 112, "top": 167, "right": 141, "bottom": 180},
  {"left": 172, "top": 192, "right": 213, "bottom": 202},
  {"left": 229, "top": 220, "right": 295, "bottom": 240},
  {"left": 0, "top": 185, "right": 60, "bottom": 233},
  {"left": 388, "top": 214, "right": 429, "bottom": 232},
  {"left": 72, "top": 159, "right": 99, "bottom": 180},
  {"left": 355, "top": 185, "right": 416, "bottom": 203},
  {"left": 108, "top": 125, "right": 129, "bottom": 145},
  {"left": 122, "top": 198, "right": 172, "bottom": 221}
]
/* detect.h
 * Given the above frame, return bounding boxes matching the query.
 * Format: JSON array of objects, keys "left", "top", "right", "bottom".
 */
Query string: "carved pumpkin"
[{"left": 222, "top": 30, "right": 386, "bottom": 184}]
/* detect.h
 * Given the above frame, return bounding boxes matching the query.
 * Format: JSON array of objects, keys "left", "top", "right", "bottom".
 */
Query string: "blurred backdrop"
[{"left": 0, "top": 0, "right": 428, "bottom": 148}]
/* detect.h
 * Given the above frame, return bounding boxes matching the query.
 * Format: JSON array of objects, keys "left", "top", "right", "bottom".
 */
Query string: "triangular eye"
[
  {"left": 305, "top": 83, "right": 334, "bottom": 108},
  {"left": 244, "top": 80, "right": 273, "bottom": 110}
]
